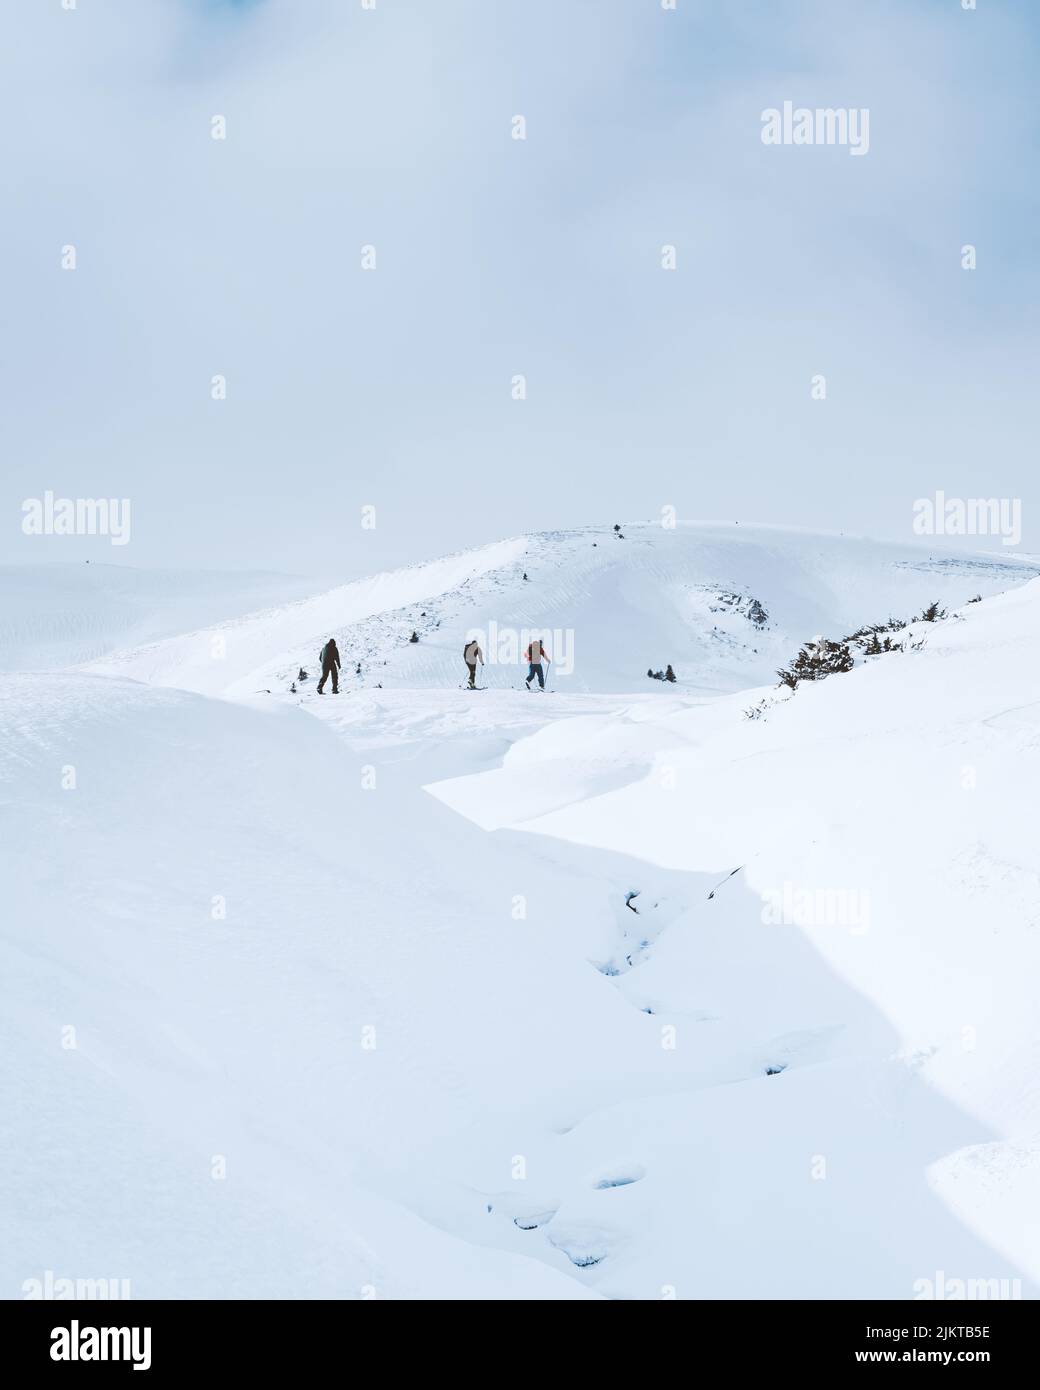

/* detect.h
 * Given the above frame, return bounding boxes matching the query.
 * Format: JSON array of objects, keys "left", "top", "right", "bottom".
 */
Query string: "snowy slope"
[
  {"left": 0, "top": 673, "right": 603, "bottom": 1299},
  {"left": 84, "top": 537, "right": 528, "bottom": 697},
  {"left": 430, "top": 581, "right": 1040, "bottom": 1292},
  {"left": 3, "top": 524, "right": 1038, "bottom": 1299}
]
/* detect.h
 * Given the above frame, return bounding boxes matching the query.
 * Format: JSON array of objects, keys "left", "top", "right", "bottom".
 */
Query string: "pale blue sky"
[{"left": 2, "top": 0, "right": 1037, "bottom": 575}]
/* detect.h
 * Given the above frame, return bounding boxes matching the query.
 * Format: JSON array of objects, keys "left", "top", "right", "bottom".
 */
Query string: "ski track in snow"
[{"left": 4, "top": 523, "right": 1040, "bottom": 1298}]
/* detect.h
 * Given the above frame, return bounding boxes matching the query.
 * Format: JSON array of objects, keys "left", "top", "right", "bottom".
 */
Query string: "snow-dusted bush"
[
  {"left": 780, "top": 599, "right": 953, "bottom": 693},
  {"left": 843, "top": 617, "right": 904, "bottom": 656},
  {"left": 916, "top": 600, "right": 947, "bottom": 623},
  {"left": 777, "top": 637, "right": 854, "bottom": 691}
]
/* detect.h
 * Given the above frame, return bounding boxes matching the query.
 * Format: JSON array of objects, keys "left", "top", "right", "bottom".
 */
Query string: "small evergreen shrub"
[
  {"left": 916, "top": 600, "right": 947, "bottom": 623},
  {"left": 777, "top": 637, "right": 854, "bottom": 690}
]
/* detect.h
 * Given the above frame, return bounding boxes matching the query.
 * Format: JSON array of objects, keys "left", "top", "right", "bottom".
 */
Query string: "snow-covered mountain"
[
  {"left": 3, "top": 524, "right": 1038, "bottom": 1299},
  {"left": 84, "top": 523, "right": 1038, "bottom": 698}
]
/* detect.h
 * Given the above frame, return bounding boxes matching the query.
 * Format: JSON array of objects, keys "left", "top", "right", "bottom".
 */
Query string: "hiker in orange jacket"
[{"left": 524, "top": 638, "right": 550, "bottom": 690}]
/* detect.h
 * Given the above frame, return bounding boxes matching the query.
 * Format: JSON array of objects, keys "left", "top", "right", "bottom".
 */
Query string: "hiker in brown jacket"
[{"left": 317, "top": 638, "right": 341, "bottom": 694}]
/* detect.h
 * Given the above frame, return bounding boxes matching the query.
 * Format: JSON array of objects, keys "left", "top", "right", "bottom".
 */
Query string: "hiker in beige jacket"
[{"left": 463, "top": 639, "right": 484, "bottom": 689}]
